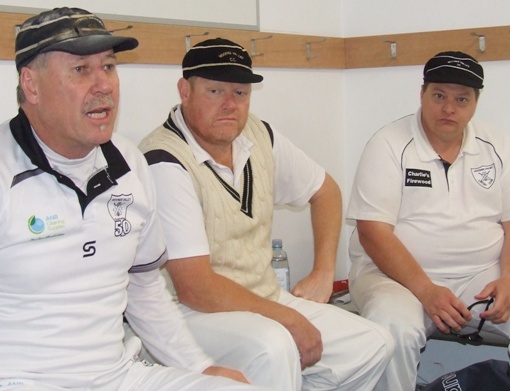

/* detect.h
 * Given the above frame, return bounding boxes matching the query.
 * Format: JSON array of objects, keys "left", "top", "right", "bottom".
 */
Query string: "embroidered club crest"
[
  {"left": 471, "top": 164, "right": 496, "bottom": 189},
  {"left": 108, "top": 194, "right": 134, "bottom": 236}
]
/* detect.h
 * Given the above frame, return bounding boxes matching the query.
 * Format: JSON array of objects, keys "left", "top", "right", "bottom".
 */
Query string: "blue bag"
[{"left": 423, "top": 359, "right": 510, "bottom": 390}]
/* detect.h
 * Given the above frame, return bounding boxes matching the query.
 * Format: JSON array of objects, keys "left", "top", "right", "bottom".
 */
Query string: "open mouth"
[
  {"left": 86, "top": 108, "right": 109, "bottom": 119},
  {"left": 84, "top": 96, "right": 115, "bottom": 121}
]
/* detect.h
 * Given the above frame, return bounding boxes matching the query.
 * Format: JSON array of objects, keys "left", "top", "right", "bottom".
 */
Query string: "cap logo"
[
  {"left": 219, "top": 51, "right": 245, "bottom": 62},
  {"left": 449, "top": 59, "right": 469, "bottom": 69}
]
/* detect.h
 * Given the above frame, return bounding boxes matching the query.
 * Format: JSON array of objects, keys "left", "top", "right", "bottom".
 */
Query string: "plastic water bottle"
[{"left": 271, "top": 239, "right": 290, "bottom": 291}]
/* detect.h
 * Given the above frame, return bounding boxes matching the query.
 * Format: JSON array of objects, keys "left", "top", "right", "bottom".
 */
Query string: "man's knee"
[
  {"left": 248, "top": 320, "right": 300, "bottom": 365},
  {"left": 354, "top": 296, "right": 426, "bottom": 366}
]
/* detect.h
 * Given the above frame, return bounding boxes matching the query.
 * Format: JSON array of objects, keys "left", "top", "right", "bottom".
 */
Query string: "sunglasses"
[{"left": 450, "top": 297, "right": 494, "bottom": 345}]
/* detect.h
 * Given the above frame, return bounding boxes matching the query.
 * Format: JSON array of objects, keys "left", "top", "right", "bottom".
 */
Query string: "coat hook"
[
  {"left": 109, "top": 25, "right": 133, "bottom": 34},
  {"left": 250, "top": 34, "right": 273, "bottom": 57},
  {"left": 306, "top": 38, "right": 327, "bottom": 60},
  {"left": 471, "top": 32, "right": 486, "bottom": 52},
  {"left": 383, "top": 40, "right": 397, "bottom": 59},
  {"left": 185, "top": 32, "right": 210, "bottom": 52}
]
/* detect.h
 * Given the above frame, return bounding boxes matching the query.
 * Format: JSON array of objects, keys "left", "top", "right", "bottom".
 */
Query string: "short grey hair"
[{"left": 17, "top": 53, "right": 48, "bottom": 105}]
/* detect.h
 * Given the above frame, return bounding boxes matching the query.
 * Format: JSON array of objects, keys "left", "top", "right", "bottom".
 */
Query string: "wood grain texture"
[{"left": 2, "top": 11, "right": 509, "bottom": 70}]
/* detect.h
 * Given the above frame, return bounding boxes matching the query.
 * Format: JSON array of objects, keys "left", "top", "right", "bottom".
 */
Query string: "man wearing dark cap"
[
  {"left": 139, "top": 38, "right": 393, "bottom": 390},
  {"left": 347, "top": 51, "right": 510, "bottom": 390},
  {"left": 0, "top": 7, "right": 271, "bottom": 391}
]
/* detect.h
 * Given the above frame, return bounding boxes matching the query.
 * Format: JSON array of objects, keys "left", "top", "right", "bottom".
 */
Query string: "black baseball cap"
[
  {"left": 15, "top": 7, "right": 139, "bottom": 72},
  {"left": 423, "top": 51, "right": 484, "bottom": 89},
  {"left": 182, "top": 37, "right": 263, "bottom": 83}
]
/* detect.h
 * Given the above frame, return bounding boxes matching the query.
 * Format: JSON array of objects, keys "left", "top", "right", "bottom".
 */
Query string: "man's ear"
[
  {"left": 19, "top": 67, "right": 39, "bottom": 104},
  {"left": 177, "top": 77, "right": 191, "bottom": 104}
]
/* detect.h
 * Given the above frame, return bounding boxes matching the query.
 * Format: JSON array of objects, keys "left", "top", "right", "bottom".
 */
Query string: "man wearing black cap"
[
  {"left": 139, "top": 38, "right": 393, "bottom": 390},
  {"left": 347, "top": 51, "right": 510, "bottom": 390},
  {"left": 0, "top": 7, "right": 271, "bottom": 391}
]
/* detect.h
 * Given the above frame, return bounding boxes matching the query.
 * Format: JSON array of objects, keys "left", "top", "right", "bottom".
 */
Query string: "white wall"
[
  {"left": 0, "top": 0, "right": 259, "bottom": 29},
  {"left": 2, "top": 1, "right": 510, "bottom": 286},
  {"left": 341, "top": 0, "right": 510, "bottom": 37}
]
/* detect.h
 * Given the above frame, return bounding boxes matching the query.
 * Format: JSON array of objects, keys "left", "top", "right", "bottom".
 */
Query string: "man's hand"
[
  {"left": 475, "top": 276, "right": 510, "bottom": 324},
  {"left": 284, "top": 309, "right": 323, "bottom": 369},
  {"left": 416, "top": 284, "right": 471, "bottom": 334},
  {"left": 202, "top": 366, "right": 250, "bottom": 384},
  {"left": 292, "top": 270, "right": 334, "bottom": 303}
]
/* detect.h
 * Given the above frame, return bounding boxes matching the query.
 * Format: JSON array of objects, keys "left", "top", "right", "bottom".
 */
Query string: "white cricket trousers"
[
  {"left": 1, "top": 362, "right": 272, "bottom": 391},
  {"left": 178, "top": 289, "right": 394, "bottom": 390},
  {"left": 349, "top": 261, "right": 510, "bottom": 391},
  {"left": 1, "top": 335, "right": 273, "bottom": 391}
]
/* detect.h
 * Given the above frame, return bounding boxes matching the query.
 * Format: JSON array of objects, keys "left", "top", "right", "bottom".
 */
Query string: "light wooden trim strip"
[
  {"left": 0, "top": 11, "right": 344, "bottom": 69},
  {"left": 344, "top": 26, "right": 510, "bottom": 69},
  {"left": 1, "top": 11, "right": 510, "bottom": 70}
]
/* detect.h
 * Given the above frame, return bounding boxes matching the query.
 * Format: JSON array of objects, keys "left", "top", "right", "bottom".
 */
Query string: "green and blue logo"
[{"left": 28, "top": 215, "right": 45, "bottom": 234}]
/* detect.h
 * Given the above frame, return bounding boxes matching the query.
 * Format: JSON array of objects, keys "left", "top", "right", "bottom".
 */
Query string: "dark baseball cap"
[
  {"left": 15, "top": 7, "right": 139, "bottom": 72},
  {"left": 182, "top": 37, "right": 263, "bottom": 83},
  {"left": 423, "top": 51, "right": 484, "bottom": 89}
]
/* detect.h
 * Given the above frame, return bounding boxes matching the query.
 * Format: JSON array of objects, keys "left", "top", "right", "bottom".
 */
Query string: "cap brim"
[
  {"left": 40, "top": 35, "right": 139, "bottom": 56},
  {"left": 187, "top": 66, "right": 263, "bottom": 84}
]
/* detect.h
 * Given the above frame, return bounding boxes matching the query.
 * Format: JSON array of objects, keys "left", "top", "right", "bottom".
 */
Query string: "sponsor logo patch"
[
  {"left": 27, "top": 214, "right": 66, "bottom": 238},
  {"left": 405, "top": 168, "right": 432, "bottom": 187}
]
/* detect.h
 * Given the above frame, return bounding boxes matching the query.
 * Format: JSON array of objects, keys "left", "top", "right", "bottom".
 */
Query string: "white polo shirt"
[
  {"left": 0, "top": 110, "right": 211, "bottom": 389},
  {"left": 347, "top": 109, "right": 510, "bottom": 278}
]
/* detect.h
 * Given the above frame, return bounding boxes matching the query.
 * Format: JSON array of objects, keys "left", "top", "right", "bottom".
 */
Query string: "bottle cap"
[{"left": 272, "top": 239, "right": 282, "bottom": 248}]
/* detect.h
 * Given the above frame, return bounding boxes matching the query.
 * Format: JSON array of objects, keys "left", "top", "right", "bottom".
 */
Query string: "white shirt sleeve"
[
  {"left": 346, "top": 127, "right": 403, "bottom": 226},
  {"left": 272, "top": 130, "right": 325, "bottom": 207},
  {"left": 150, "top": 162, "right": 210, "bottom": 260},
  {"left": 125, "top": 269, "right": 213, "bottom": 372}
]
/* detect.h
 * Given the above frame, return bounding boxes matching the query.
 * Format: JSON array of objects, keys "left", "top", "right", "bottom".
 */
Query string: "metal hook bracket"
[
  {"left": 471, "top": 32, "right": 486, "bottom": 52},
  {"left": 185, "top": 32, "right": 210, "bottom": 52},
  {"left": 306, "top": 38, "right": 327, "bottom": 60},
  {"left": 250, "top": 34, "right": 273, "bottom": 57},
  {"left": 383, "top": 40, "right": 397, "bottom": 58}
]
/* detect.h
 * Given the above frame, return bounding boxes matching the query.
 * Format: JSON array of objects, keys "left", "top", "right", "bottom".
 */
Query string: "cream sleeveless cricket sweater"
[{"left": 140, "top": 109, "right": 280, "bottom": 301}]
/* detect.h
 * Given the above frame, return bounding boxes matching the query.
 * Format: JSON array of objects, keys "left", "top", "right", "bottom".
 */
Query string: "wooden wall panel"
[
  {"left": 2, "top": 10, "right": 510, "bottom": 70},
  {"left": 0, "top": 11, "right": 345, "bottom": 69},
  {"left": 344, "top": 26, "right": 510, "bottom": 69}
]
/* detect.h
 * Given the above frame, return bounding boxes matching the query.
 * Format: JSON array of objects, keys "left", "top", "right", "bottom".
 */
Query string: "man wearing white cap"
[
  {"left": 1, "top": 7, "right": 271, "bottom": 391},
  {"left": 139, "top": 37, "right": 394, "bottom": 390},
  {"left": 347, "top": 51, "right": 510, "bottom": 390}
]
